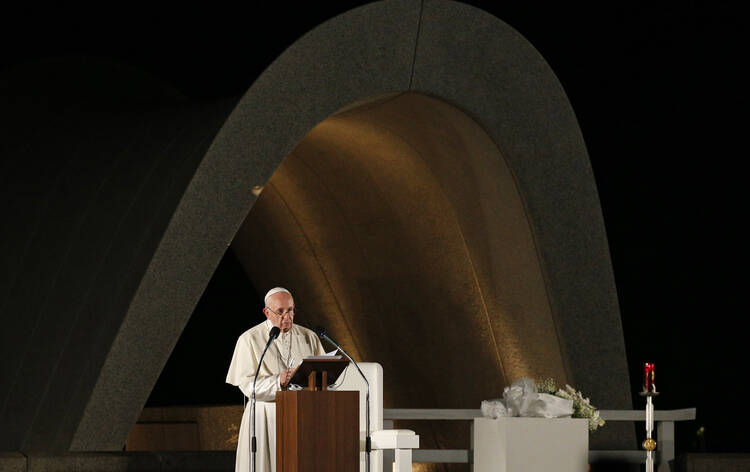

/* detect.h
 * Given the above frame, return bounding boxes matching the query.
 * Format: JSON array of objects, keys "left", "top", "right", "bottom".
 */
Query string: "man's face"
[{"left": 264, "top": 292, "right": 295, "bottom": 333}]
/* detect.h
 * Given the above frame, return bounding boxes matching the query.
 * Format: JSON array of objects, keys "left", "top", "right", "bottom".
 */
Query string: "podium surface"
[{"left": 289, "top": 357, "right": 349, "bottom": 391}]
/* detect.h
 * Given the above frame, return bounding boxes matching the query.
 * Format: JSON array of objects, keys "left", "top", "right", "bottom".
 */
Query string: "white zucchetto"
[{"left": 264, "top": 287, "right": 292, "bottom": 306}]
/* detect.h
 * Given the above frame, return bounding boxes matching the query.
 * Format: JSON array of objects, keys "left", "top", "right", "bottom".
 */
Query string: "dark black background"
[{"left": 2, "top": 1, "right": 744, "bottom": 455}]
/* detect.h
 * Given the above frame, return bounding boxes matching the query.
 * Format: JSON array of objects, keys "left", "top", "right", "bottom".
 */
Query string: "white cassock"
[{"left": 226, "top": 319, "right": 325, "bottom": 472}]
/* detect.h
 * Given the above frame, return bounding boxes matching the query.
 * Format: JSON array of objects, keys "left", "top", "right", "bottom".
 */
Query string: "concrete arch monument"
[{"left": 0, "top": 0, "right": 632, "bottom": 452}]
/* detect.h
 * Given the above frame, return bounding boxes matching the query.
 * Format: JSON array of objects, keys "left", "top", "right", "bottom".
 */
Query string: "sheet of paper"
[{"left": 303, "top": 351, "right": 342, "bottom": 360}]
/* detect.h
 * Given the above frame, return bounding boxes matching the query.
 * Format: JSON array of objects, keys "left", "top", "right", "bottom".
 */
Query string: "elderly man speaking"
[{"left": 226, "top": 287, "right": 325, "bottom": 472}]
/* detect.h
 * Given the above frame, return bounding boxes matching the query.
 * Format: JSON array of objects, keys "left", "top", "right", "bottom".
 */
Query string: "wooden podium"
[{"left": 276, "top": 357, "right": 359, "bottom": 472}]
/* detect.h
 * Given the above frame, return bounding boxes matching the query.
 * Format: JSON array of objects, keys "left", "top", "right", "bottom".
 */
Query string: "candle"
[{"left": 644, "top": 362, "right": 655, "bottom": 393}]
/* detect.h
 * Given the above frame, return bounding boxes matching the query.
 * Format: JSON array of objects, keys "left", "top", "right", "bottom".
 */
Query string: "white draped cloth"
[{"left": 226, "top": 320, "right": 325, "bottom": 472}]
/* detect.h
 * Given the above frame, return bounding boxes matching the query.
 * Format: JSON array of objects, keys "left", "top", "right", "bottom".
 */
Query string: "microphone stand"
[
  {"left": 318, "top": 330, "right": 371, "bottom": 472},
  {"left": 251, "top": 327, "right": 279, "bottom": 472}
]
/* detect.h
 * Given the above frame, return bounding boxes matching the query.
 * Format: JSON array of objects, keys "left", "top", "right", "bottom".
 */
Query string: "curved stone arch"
[{"left": 74, "top": 0, "right": 631, "bottom": 450}]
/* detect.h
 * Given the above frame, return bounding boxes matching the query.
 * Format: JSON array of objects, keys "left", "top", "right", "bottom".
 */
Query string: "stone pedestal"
[{"left": 473, "top": 417, "right": 588, "bottom": 472}]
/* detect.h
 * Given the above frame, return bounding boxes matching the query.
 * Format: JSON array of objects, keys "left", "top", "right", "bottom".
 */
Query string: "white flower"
[{"left": 538, "top": 380, "right": 606, "bottom": 431}]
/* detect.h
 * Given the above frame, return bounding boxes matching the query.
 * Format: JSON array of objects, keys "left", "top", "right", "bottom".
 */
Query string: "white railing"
[{"left": 382, "top": 408, "right": 696, "bottom": 471}]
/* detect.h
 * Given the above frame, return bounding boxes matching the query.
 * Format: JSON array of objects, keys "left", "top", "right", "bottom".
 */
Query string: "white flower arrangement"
[{"left": 537, "top": 378, "right": 606, "bottom": 431}]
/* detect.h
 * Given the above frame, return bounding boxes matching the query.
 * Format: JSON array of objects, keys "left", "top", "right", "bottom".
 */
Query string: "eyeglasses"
[{"left": 266, "top": 306, "right": 296, "bottom": 318}]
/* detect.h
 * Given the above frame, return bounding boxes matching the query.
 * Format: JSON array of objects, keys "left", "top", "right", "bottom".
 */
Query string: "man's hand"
[{"left": 280, "top": 368, "right": 297, "bottom": 388}]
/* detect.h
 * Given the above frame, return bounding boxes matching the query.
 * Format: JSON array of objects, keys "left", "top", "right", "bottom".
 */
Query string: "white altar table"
[{"left": 473, "top": 417, "right": 588, "bottom": 472}]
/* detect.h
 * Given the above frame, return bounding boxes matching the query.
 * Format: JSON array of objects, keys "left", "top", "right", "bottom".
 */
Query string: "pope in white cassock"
[{"left": 226, "top": 287, "right": 325, "bottom": 472}]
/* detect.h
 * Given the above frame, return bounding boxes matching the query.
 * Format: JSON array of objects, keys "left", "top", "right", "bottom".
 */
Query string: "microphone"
[
  {"left": 314, "top": 326, "right": 371, "bottom": 471},
  {"left": 267, "top": 326, "right": 281, "bottom": 344},
  {"left": 251, "top": 326, "right": 280, "bottom": 472}
]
